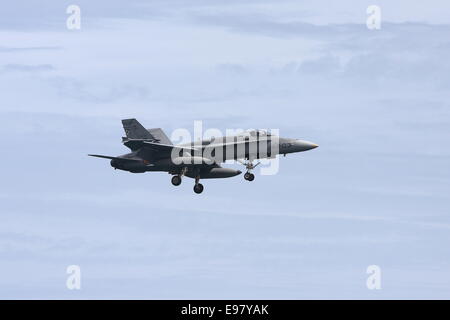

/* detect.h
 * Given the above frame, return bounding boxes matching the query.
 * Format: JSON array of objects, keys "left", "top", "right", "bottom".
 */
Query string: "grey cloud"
[
  {"left": 297, "top": 55, "right": 342, "bottom": 74},
  {"left": 0, "top": 0, "right": 155, "bottom": 30},
  {"left": 192, "top": 13, "right": 362, "bottom": 39},
  {"left": 46, "top": 77, "right": 149, "bottom": 103},
  {"left": 0, "top": 0, "right": 216, "bottom": 31},
  {"left": 192, "top": 14, "right": 450, "bottom": 88},
  {"left": 216, "top": 63, "right": 248, "bottom": 75},
  {"left": 1, "top": 64, "right": 55, "bottom": 73},
  {"left": 252, "top": 22, "right": 450, "bottom": 90},
  {"left": 0, "top": 46, "right": 62, "bottom": 53}
]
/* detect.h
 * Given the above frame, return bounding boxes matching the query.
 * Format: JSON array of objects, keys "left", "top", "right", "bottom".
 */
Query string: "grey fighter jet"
[{"left": 89, "top": 119, "right": 318, "bottom": 193}]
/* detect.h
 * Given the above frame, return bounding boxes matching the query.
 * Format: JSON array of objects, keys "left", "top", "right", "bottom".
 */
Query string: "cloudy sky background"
[{"left": 0, "top": 1, "right": 449, "bottom": 299}]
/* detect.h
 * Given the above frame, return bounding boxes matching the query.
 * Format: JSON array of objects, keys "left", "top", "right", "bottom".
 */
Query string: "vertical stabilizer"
[{"left": 121, "top": 119, "right": 153, "bottom": 139}]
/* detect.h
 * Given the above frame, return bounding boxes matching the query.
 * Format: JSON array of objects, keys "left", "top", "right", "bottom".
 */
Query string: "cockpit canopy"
[
  {"left": 235, "top": 129, "right": 272, "bottom": 138},
  {"left": 248, "top": 129, "right": 270, "bottom": 137}
]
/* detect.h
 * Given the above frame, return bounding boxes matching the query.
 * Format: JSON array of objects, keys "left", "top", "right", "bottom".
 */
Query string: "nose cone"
[{"left": 294, "top": 140, "right": 319, "bottom": 152}]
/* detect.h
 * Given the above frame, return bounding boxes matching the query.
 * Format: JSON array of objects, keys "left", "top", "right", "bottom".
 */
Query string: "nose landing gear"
[
  {"left": 244, "top": 172, "right": 255, "bottom": 181},
  {"left": 238, "top": 159, "right": 259, "bottom": 182}
]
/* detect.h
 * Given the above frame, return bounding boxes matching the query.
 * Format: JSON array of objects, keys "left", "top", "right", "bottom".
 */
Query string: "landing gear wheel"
[
  {"left": 171, "top": 175, "right": 182, "bottom": 186},
  {"left": 239, "top": 159, "right": 259, "bottom": 181},
  {"left": 193, "top": 183, "right": 204, "bottom": 194},
  {"left": 244, "top": 172, "right": 255, "bottom": 181}
]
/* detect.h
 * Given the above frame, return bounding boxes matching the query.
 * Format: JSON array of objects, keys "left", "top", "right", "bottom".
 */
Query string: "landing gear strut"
[
  {"left": 171, "top": 167, "right": 187, "bottom": 186},
  {"left": 193, "top": 175, "right": 204, "bottom": 194},
  {"left": 238, "top": 159, "right": 259, "bottom": 182}
]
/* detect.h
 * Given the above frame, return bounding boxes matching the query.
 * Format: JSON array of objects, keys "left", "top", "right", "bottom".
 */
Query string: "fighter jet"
[{"left": 89, "top": 119, "right": 318, "bottom": 194}]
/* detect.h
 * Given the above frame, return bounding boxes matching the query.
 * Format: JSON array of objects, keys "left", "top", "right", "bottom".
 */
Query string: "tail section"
[
  {"left": 122, "top": 119, "right": 172, "bottom": 146},
  {"left": 122, "top": 119, "right": 153, "bottom": 140}
]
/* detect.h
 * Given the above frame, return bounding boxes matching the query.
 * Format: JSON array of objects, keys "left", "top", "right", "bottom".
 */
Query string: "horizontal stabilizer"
[{"left": 148, "top": 128, "right": 172, "bottom": 145}]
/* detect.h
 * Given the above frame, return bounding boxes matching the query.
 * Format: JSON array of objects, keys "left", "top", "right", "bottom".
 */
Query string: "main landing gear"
[
  {"left": 238, "top": 159, "right": 259, "bottom": 182},
  {"left": 170, "top": 168, "right": 204, "bottom": 194},
  {"left": 171, "top": 175, "right": 182, "bottom": 186},
  {"left": 193, "top": 176, "right": 204, "bottom": 194},
  {"left": 171, "top": 167, "right": 186, "bottom": 186},
  {"left": 193, "top": 183, "right": 204, "bottom": 194}
]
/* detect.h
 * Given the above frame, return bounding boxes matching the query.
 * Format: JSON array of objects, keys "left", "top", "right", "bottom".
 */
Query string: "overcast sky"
[{"left": 0, "top": 1, "right": 449, "bottom": 299}]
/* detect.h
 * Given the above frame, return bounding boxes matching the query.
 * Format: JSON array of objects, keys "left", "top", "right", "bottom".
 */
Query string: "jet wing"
[{"left": 88, "top": 154, "right": 142, "bottom": 162}]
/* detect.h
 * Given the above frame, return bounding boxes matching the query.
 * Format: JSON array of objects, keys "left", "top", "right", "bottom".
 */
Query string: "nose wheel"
[{"left": 244, "top": 172, "right": 255, "bottom": 181}]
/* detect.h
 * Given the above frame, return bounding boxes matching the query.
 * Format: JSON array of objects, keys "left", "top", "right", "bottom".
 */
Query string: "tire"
[
  {"left": 248, "top": 173, "right": 255, "bottom": 181},
  {"left": 193, "top": 183, "right": 204, "bottom": 194},
  {"left": 171, "top": 175, "right": 182, "bottom": 186},
  {"left": 244, "top": 172, "right": 251, "bottom": 180}
]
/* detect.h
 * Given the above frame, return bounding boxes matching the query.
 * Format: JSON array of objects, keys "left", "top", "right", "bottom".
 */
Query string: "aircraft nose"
[{"left": 295, "top": 140, "right": 319, "bottom": 151}]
